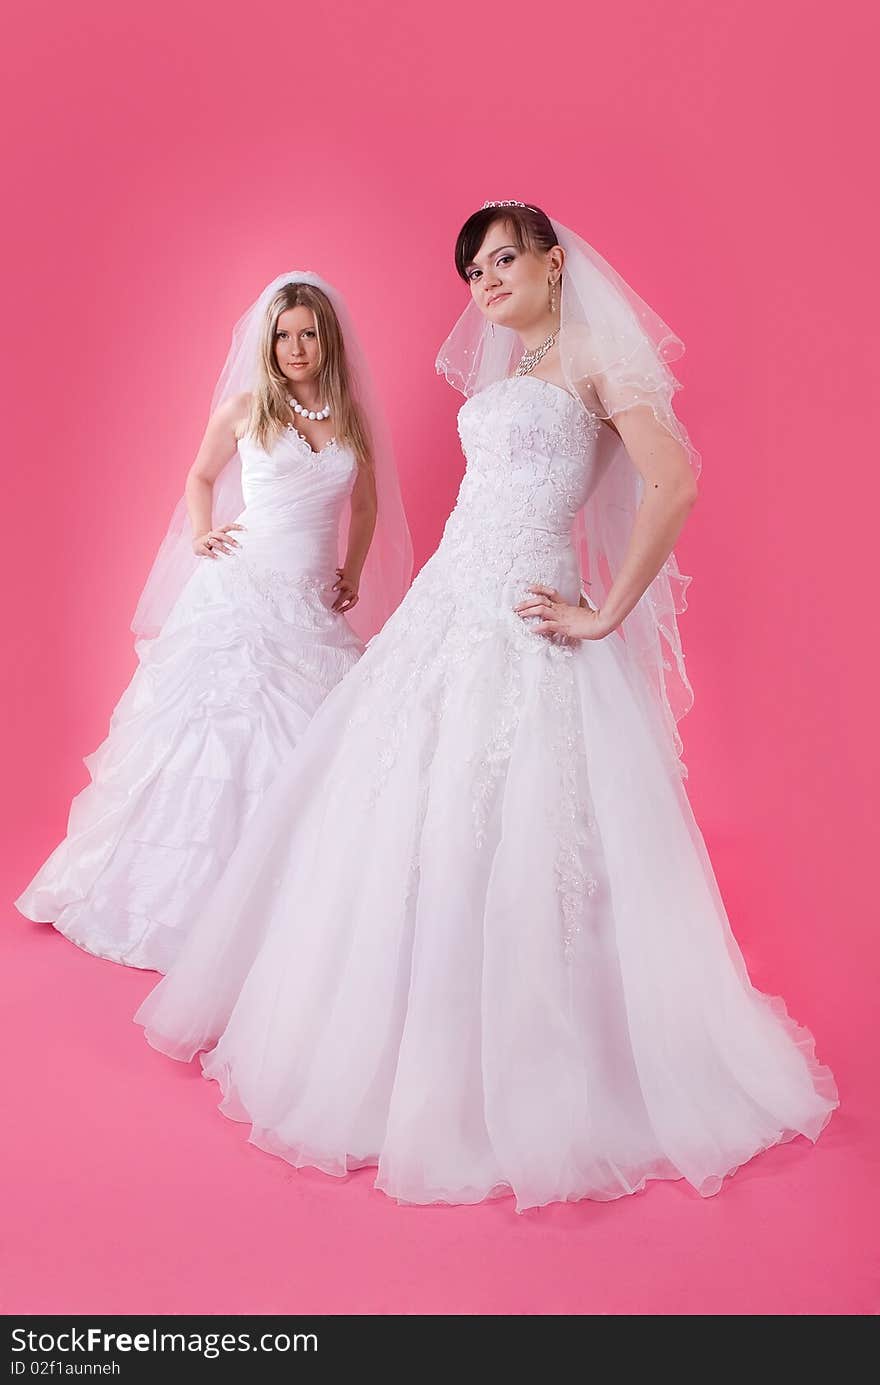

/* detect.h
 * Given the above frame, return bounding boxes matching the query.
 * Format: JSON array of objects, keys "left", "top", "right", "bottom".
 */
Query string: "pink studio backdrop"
[{"left": 1, "top": 0, "right": 877, "bottom": 1316}]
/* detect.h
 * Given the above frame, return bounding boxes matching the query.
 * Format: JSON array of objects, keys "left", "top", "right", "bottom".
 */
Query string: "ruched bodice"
[{"left": 235, "top": 428, "right": 358, "bottom": 582}]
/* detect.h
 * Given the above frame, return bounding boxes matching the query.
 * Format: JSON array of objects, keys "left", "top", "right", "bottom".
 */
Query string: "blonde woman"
[{"left": 16, "top": 272, "right": 411, "bottom": 972}]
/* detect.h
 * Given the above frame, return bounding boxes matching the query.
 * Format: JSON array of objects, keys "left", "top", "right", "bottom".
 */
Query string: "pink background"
[{"left": 2, "top": 0, "right": 877, "bottom": 1315}]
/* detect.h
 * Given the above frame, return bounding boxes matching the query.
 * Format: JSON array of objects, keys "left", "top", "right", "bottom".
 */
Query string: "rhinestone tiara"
[{"left": 481, "top": 200, "right": 526, "bottom": 209}]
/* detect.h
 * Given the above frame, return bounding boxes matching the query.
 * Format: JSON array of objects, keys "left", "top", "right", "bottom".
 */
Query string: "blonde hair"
[{"left": 248, "top": 282, "right": 372, "bottom": 465}]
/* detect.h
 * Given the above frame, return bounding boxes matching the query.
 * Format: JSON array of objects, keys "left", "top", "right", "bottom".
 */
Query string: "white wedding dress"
[
  {"left": 137, "top": 375, "right": 837, "bottom": 1209},
  {"left": 17, "top": 427, "right": 363, "bottom": 972}
]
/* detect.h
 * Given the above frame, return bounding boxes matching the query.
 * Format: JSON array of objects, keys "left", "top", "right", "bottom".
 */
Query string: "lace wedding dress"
[{"left": 136, "top": 375, "right": 837, "bottom": 1209}]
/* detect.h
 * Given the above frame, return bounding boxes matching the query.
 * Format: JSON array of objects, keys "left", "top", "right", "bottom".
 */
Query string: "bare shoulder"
[{"left": 212, "top": 391, "right": 252, "bottom": 438}]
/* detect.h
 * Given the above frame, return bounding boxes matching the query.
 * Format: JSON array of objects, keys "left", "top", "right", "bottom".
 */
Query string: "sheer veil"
[
  {"left": 131, "top": 271, "right": 413, "bottom": 644},
  {"left": 436, "top": 212, "right": 701, "bottom": 774}
]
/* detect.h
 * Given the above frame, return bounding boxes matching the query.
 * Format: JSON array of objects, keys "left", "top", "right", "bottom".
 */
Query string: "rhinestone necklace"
[{"left": 514, "top": 329, "right": 559, "bottom": 377}]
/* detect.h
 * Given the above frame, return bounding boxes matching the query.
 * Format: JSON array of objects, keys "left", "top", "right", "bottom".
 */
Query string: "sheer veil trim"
[
  {"left": 131, "top": 271, "right": 412, "bottom": 644},
  {"left": 436, "top": 219, "right": 701, "bottom": 774}
]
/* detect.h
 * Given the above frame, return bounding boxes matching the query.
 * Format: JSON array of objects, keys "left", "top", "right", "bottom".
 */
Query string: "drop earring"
[{"left": 549, "top": 278, "right": 558, "bottom": 314}]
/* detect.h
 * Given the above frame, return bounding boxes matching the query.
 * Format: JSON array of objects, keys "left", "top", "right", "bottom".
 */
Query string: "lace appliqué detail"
[
  {"left": 220, "top": 558, "right": 337, "bottom": 630},
  {"left": 333, "top": 374, "right": 608, "bottom": 960},
  {"left": 470, "top": 648, "right": 523, "bottom": 849},
  {"left": 283, "top": 426, "right": 344, "bottom": 465},
  {"left": 538, "top": 655, "right": 602, "bottom": 961}
]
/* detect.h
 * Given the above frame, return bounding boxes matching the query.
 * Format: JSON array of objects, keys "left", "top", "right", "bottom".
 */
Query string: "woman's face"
[
  {"left": 464, "top": 219, "right": 559, "bottom": 331},
  {"left": 275, "top": 306, "right": 321, "bottom": 387}
]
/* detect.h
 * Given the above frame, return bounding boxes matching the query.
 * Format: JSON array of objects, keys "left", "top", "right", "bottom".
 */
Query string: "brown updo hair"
[{"left": 454, "top": 204, "right": 559, "bottom": 281}]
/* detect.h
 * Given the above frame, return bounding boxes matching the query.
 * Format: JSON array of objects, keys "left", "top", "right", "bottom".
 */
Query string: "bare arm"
[
  {"left": 333, "top": 461, "right": 378, "bottom": 612},
  {"left": 590, "top": 406, "right": 697, "bottom": 630},
  {"left": 516, "top": 404, "right": 698, "bottom": 640},
  {"left": 186, "top": 393, "right": 250, "bottom": 557}
]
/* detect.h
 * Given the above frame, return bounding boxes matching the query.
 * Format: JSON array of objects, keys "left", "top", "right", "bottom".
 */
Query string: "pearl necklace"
[
  {"left": 287, "top": 395, "right": 331, "bottom": 422},
  {"left": 514, "top": 329, "right": 559, "bottom": 377}
]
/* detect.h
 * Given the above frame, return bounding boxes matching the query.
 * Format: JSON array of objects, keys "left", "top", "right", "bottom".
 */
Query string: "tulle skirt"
[{"left": 135, "top": 547, "right": 837, "bottom": 1209}]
